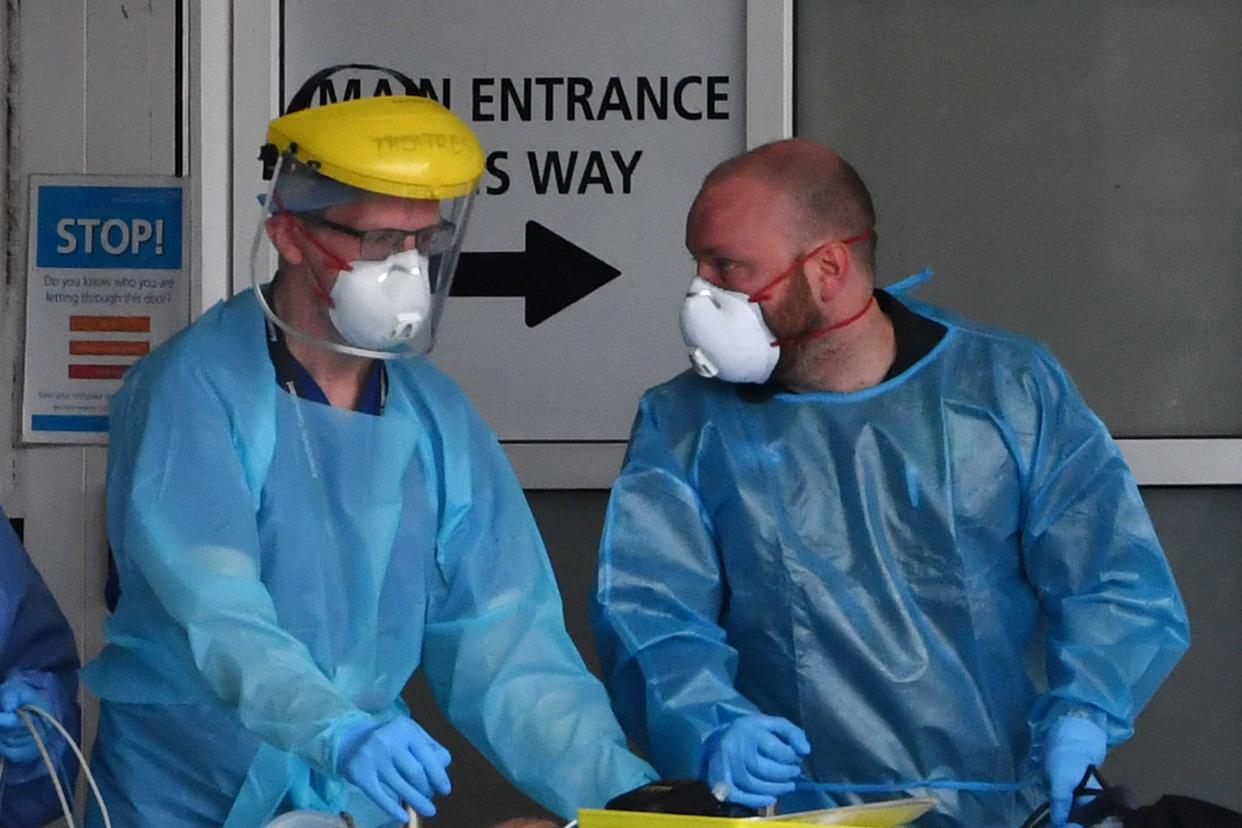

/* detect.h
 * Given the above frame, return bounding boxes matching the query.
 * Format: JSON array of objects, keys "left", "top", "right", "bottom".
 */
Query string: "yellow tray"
[{"left": 577, "top": 798, "right": 934, "bottom": 827}]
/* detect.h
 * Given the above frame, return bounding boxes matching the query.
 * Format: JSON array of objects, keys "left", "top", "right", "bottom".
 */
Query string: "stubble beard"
[{"left": 767, "top": 270, "right": 826, "bottom": 388}]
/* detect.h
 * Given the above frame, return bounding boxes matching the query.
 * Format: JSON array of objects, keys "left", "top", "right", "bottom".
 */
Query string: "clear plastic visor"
[{"left": 250, "top": 155, "right": 475, "bottom": 360}]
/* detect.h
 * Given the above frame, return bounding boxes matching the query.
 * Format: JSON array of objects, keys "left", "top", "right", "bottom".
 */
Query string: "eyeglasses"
[{"left": 296, "top": 213, "right": 457, "bottom": 260}]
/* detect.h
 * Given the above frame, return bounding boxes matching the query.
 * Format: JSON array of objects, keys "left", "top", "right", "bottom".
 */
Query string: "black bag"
[
  {"left": 1022, "top": 767, "right": 1242, "bottom": 828},
  {"left": 1121, "top": 795, "right": 1242, "bottom": 827}
]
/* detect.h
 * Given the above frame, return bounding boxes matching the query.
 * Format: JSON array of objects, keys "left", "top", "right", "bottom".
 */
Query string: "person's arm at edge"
[{"left": 0, "top": 508, "right": 81, "bottom": 827}]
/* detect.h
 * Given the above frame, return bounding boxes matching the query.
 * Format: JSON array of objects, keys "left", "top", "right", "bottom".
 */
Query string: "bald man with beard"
[{"left": 591, "top": 138, "right": 1189, "bottom": 827}]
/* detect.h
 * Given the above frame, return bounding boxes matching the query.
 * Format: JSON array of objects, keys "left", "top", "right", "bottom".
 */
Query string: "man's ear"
[
  {"left": 806, "top": 241, "right": 850, "bottom": 302},
  {"left": 266, "top": 212, "right": 304, "bottom": 266}
]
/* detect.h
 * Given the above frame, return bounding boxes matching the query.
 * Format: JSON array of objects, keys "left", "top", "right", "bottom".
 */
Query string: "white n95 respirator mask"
[
  {"left": 680, "top": 277, "right": 780, "bottom": 384},
  {"left": 328, "top": 249, "right": 434, "bottom": 353}
]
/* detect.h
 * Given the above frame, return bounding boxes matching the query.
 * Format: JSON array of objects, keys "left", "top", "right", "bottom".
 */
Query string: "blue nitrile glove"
[
  {"left": 0, "top": 671, "right": 61, "bottom": 764},
  {"left": 704, "top": 714, "right": 810, "bottom": 809},
  {"left": 1045, "top": 717, "right": 1107, "bottom": 827},
  {"left": 335, "top": 717, "right": 452, "bottom": 821}
]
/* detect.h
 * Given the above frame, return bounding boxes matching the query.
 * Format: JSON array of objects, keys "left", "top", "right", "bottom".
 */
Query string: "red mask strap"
[
  {"left": 749, "top": 227, "right": 873, "bottom": 303},
  {"left": 774, "top": 294, "right": 876, "bottom": 348},
  {"left": 274, "top": 207, "right": 350, "bottom": 307}
]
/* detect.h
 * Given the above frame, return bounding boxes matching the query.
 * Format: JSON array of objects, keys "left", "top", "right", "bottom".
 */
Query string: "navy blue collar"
[{"left": 263, "top": 311, "right": 387, "bottom": 416}]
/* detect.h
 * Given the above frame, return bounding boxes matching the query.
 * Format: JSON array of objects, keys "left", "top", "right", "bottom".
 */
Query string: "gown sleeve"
[
  {"left": 104, "top": 360, "right": 369, "bottom": 776},
  {"left": 418, "top": 399, "right": 656, "bottom": 820},
  {"left": 1016, "top": 351, "right": 1189, "bottom": 751},
  {"left": 590, "top": 395, "right": 762, "bottom": 781}
]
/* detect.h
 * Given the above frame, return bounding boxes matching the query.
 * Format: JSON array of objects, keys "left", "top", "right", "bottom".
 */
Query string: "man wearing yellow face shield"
[{"left": 82, "top": 93, "right": 656, "bottom": 827}]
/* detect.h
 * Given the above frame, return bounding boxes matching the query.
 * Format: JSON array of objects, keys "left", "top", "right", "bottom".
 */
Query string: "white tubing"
[
  {"left": 15, "top": 708, "right": 75, "bottom": 827},
  {"left": 17, "top": 704, "right": 112, "bottom": 828}
]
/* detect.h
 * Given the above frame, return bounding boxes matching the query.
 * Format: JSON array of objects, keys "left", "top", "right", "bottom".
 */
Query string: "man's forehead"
[
  {"left": 689, "top": 175, "right": 782, "bottom": 234},
  {"left": 694, "top": 172, "right": 785, "bottom": 216}
]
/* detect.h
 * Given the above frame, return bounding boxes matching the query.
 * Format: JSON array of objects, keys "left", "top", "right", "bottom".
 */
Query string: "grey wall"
[{"left": 794, "top": 0, "right": 1242, "bottom": 438}]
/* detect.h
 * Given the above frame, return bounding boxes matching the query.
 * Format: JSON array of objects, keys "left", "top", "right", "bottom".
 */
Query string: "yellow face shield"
[
  {"left": 262, "top": 94, "right": 485, "bottom": 200},
  {"left": 252, "top": 96, "right": 485, "bottom": 359}
]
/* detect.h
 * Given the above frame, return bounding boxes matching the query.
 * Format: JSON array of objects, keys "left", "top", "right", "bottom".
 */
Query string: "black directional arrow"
[{"left": 451, "top": 221, "right": 621, "bottom": 327}]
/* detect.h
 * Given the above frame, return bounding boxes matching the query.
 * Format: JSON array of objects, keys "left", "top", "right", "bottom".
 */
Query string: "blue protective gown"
[
  {"left": 0, "top": 505, "right": 80, "bottom": 828},
  {"left": 591, "top": 289, "right": 1189, "bottom": 827},
  {"left": 82, "top": 289, "right": 655, "bottom": 827}
]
